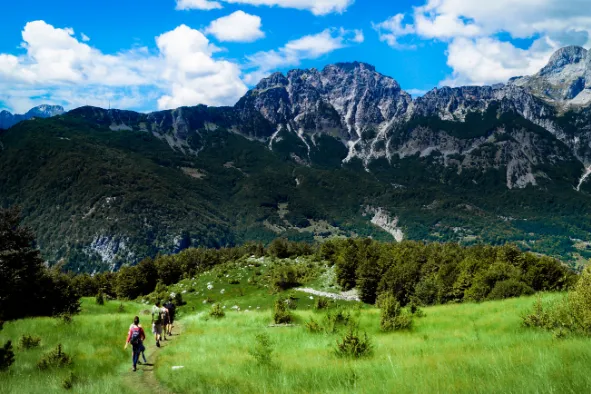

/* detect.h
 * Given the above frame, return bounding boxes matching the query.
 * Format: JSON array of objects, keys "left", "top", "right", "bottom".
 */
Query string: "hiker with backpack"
[
  {"left": 124, "top": 316, "right": 146, "bottom": 372},
  {"left": 164, "top": 299, "right": 176, "bottom": 336},
  {"left": 151, "top": 300, "right": 168, "bottom": 347}
]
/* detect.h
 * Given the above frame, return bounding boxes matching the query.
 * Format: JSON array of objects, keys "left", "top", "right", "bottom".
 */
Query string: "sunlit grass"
[
  {"left": 156, "top": 293, "right": 591, "bottom": 394},
  {"left": 0, "top": 298, "right": 147, "bottom": 393}
]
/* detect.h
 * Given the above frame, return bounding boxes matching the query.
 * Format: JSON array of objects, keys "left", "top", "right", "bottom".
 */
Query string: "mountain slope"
[{"left": 2, "top": 46, "right": 591, "bottom": 270}]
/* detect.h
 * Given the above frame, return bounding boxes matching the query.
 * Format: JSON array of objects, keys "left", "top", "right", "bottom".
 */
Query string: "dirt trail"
[{"left": 124, "top": 322, "right": 182, "bottom": 394}]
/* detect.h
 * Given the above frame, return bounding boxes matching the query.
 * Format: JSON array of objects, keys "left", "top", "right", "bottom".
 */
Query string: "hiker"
[
  {"left": 151, "top": 300, "right": 165, "bottom": 347},
  {"left": 161, "top": 302, "right": 170, "bottom": 341},
  {"left": 124, "top": 316, "right": 146, "bottom": 372},
  {"left": 129, "top": 321, "right": 147, "bottom": 364},
  {"left": 164, "top": 299, "right": 176, "bottom": 336}
]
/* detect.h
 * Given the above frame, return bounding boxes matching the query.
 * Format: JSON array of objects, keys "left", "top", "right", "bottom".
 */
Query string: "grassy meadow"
[
  {"left": 156, "top": 293, "right": 591, "bottom": 394},
  {"left": 2, "top": 259, "right": 590, "bottom": 394},
  {"left": 0, "top": 298, "right": 153, "bottom": 394}
]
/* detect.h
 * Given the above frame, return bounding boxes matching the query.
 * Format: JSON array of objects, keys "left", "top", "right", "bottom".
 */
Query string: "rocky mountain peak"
[
  {"left": 0, "top": 104, "right": 65, "bottom": 129},
  {"left": 540, "top": 46, "right": 588, "bottom": 76},
  {"left": 255, "top": 72, "right": 289, "bottom": 90}
]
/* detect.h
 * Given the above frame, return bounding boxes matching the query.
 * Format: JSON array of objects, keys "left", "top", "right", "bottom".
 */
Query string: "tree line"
[
  {"left": 319, "top": 238, "right": 575, "bottom": 305},
  {"left": 1, "top": 205, "right": 576, "bottom": 322}
]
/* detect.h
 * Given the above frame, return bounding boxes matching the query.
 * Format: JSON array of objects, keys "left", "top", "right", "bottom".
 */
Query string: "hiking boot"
[
  {"left": 156, "top": 341, "right": 160, "bottom": 348},
  {"left": 133, "top": 366, "right": 137, "bottom": 372}
]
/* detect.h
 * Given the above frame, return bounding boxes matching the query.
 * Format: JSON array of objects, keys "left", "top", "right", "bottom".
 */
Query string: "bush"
[
  {"left": 37, "top": 344, "right": 71, "bottom": 370},
  {"left": 305, "top": 319, "right": 323, "bottom": 333},
  {"left": 271, "top": 266, "right": 300, "bottom": 292},
  {"left": 18, "top": 335, "right": 41, "bottom": 350},
  {"left": 323, "top": 308, "right": 353, "bottom": 334},
  {"left": 315, "top": 297, "right": 330, "bottom": 310},
  {"left": 229, "top": 279, "right": 240, "bottom": 285},
  {"left": 62, "top": 372, "right": 76, "bottom": 390},
  {"left": 248, "top": 332, "right": 273, "bottom": 366},
  {"left": 0, "top": 341, "right": 15, "bottom": 371},
  {"left": 209, "top": 303, "right": 225, "bottom": 318},
  {"left": 522, "top": 268, "right": 591, "bottom": 336},
  {"left": 118, "top": 303, "right": 126, "bottom": 313},
  {"left": 380, "top": 294, "right": 413, "bottom": 332},
  {"left": 408, "top": 299, "right": 426, "bottom": 318},
  {"left": 273, "top": 297, "right": 292, "bottom": 324},
  {"left": 488, "top": 279, "right": 534, "bottom": 300},
  {"left": 335, "top": 327, "right": 372, "bottom": 358},
  {"left": 95, "top": 291, "right": 105, "bottom": 305}
]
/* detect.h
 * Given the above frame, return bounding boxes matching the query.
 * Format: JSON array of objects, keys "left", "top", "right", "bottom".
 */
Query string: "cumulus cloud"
[
  {"left": 204, "top": 11, "right": 265, "bottom": 42},
  {"left": 176, "top": 0, "right": 222, "bottom": 10},
  {"left": 176, "top": 0, "right": 354, "bottom": 15},
  {"left": 155, "top": 24, "right": 247, "bottom": 109},
  {"left": 375, "top": 0, "right": 591, "bottom": 86},
  {"left": 243, "top": 28, "right": 363, "bottom": 84},
  {"left": 0, "top": 20, "right": 247, "bottom": 113}
]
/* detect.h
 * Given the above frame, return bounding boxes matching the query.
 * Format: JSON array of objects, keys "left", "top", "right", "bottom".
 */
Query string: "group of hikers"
[{"left": 124, "top": 299, "right": 177, "bottom": 371}]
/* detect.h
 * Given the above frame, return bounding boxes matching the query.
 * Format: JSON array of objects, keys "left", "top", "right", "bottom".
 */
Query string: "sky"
[{"left": 1, "top": 0, "right": 591, "bottom": 113}]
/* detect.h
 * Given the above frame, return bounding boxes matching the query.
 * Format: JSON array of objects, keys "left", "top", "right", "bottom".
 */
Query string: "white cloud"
[
  {"left": 441, "top": 37, "right": 553, "bottom": 86},
  {"left": 375, "top": 0, "right": 591, "bottom": 87},
  {"left": 176, "top": 0, "right": 354, "bottom": 15},
  {"left": 204, "top": 11, "right": 264, "bottom": 42},
  {"left": 406, "top": 88, "right": 428, "bottom": 97},
  {"left": 81, "top": 33, "right": 90, "bottom": 42},
  {"left": 244, "top": 28, "right": 363, "bottom": 84},
  {"left": 0, "top": 20, "right": 248, "bottom": 113},
  {"left": 155, "top": 24, "right": 247, "bottom": 109},
  {"left": 372, "top": 14, "right": 416, "bottom": 49},
  {"left": 176, "top": 0, "right": 222, "bottom": 10}
]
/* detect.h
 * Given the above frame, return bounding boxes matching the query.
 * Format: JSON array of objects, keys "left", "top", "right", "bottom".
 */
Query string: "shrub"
[
  {"left": 209, "top": 303, "right": 225, "bottom": 318},
  {"left": 324, "top": 308, "right": 353, "bottom": 334},
  {"left": 285, "top": 295, "right": 298, "bottom": 310},
  {"left": 0, "top": 341, "right": 15, "bottom": 371},
  {"left": 408, "top": 299, "right": 426, "bottom": 318},
  {"left": 229, "top": 279, "right": 240, "bottom": 285},
  {"left": 60, "top": 314, "right": 73, "bottom": 324},
  {"left": 248, "top": 332, "right": 273, "bottom": 366},
  {"left": 62, "top": 372, "right": 76, "bottom": 390},
  {"left": 315, "top": 297, "right": 330, "bottom": 310},
  {"left": 95, "top": 291, "right": 105, "bottom": 305},
  {"left": 271, "top": 266, "right": 300, "bottom": 292},
  {"left": 305, "top": 319, "right": 323, "bottom": 333},
  {"left": 18, "top": 335, "right": 41, "bottom": 350},
  {"left": 117, "top": 303, "right": 126, "bottom": 313},
  {"left": 37, "top": 344, "right": 71, "bottom": 370},
  {"left": 488, "top": 279, "right": 534, "bottom": 300},
  {"left": 273, "top": 297, "right": 292, "bottom": 324},
  {"left": 335, "top": 327, "right": 372, "bottom": 358},
  {"left": 380, "top": 294, "right": 413, "bottom": 332}
]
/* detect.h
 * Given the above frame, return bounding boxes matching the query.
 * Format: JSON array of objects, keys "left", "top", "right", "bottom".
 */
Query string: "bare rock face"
[
  {"left": 236, "top": 62, "right": 412, "bottom": 142},
  {"left": 515, "top": 46, "right": 591, "bottom": 105}
]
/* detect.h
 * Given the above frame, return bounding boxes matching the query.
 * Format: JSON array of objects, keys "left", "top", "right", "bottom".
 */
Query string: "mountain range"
[
  {"left": 2, "top": 45, "right": 591, "bottom": 272},
  {"left": 0, "top": 105, "right": 65, "bottom": 129}
]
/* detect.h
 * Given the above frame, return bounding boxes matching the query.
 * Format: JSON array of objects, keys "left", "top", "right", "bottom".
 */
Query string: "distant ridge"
[{"left": 0, "top": 105, "right": 65, "bottom": 129}]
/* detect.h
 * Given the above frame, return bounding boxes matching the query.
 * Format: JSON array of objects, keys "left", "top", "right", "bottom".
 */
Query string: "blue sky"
[{"left": 1, "top": 0, "right": 590, "bottom": 113}]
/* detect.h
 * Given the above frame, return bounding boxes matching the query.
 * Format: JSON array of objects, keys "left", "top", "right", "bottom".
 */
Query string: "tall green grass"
[
  {"left": 156, "top": 294, "right": 591, "bottom": 393},
  {"left": 0, "top": 298, "right": 149, "bottom": 393}
]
